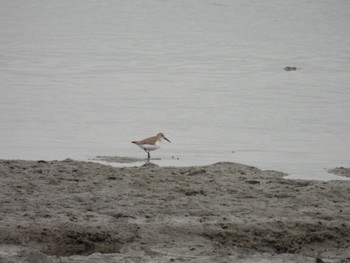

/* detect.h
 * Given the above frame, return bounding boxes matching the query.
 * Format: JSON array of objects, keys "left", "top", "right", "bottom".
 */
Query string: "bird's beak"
[{"left": 164, "top": 137, "right": 171, "bottom": 143}]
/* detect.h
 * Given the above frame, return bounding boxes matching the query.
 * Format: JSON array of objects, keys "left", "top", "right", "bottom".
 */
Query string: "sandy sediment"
[
  {"left": 329, "top": 167, "right": 350, "bottom": 178},
  {"left": 93, "top": 156, "right": 148, "bottom": 163},
  {"left": 0, "top": 159, "right": 349, "bottom": 263}
]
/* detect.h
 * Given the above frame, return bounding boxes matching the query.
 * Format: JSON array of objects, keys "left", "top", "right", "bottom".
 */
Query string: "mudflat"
[{"left": 0, "top": 159, "right": 349, "bottom": 263}]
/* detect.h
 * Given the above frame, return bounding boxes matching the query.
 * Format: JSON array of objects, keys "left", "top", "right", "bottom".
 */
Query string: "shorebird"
[{"left": 132, "top": 132, "right": 171, "bottom": 160}]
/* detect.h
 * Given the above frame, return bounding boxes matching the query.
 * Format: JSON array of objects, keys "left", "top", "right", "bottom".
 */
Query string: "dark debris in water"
[{"left": 284, "top": 66, "right": 299, "bottom": 71}]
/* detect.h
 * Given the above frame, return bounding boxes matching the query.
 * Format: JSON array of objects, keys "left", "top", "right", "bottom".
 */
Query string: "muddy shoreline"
[{"left": 0, "top": 159, "right": 349, "bottom": 262}]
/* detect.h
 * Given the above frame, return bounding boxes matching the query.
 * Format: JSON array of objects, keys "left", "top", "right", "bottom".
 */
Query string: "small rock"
[
  {"left": 188, "top": 169, "right": 207, "bottom": 176},
  {"left": 245, "top": 180, "right": 260, "bottom": 184}
]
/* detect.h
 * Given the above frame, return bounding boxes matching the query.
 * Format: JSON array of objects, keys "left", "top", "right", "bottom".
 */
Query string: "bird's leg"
[{"left": 144, "top": 149, "right": 150, "bottom": 160}]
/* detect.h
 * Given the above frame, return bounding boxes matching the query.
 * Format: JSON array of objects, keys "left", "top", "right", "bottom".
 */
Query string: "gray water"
[{"left": 1, "top": 0, "right": 350, "bottom": 180}]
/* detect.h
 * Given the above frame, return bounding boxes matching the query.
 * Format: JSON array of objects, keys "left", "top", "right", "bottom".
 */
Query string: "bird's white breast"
[{"left": 138, "top": 141, "right": 160, "bottom": 151}]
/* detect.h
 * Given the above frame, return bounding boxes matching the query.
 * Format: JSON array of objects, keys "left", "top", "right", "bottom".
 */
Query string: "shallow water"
[{"left": 1, "top": 0, "right": 349, "bottom": 180}]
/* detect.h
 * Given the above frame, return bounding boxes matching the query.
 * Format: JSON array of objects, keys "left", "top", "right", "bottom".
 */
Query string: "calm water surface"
[{"left": 1, "top": 0, "right": 350, "bottom": 180}]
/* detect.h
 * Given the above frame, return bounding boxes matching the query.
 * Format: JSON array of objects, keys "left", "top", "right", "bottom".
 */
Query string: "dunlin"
[{"left": 132, "top": 132, "right": 171, "bottom": 160}]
